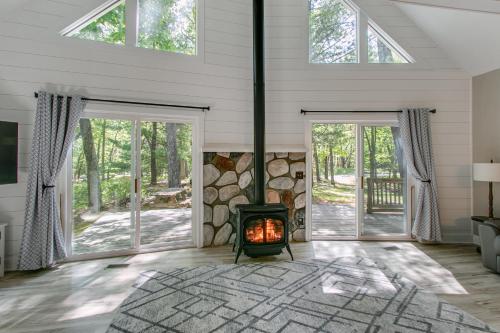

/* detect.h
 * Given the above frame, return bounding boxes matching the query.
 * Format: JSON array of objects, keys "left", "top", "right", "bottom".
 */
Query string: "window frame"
[
  {"left": 308, "top": 0, "right": 360, "bottom": 64},
  {"left": 60, "top": 0, "right": 126, "bottom": 40},
  {"left": 367, "top": 21, "right": 414, "bottom": 64},
  {"left": 307, "top": 0, "right": 414, "bottom": 65},
  {"left": 60, "top": 0, "right": 204, "bottom": 59},
  {"left": 59, "top": 104, "right": 205, "bottom": 261},
  {"left": 304, "top": 116, "right": 415, "bottom": 242}
]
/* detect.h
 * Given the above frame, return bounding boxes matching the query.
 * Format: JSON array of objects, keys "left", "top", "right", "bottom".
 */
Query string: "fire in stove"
[
  {"left": 234, "top": 204, "right": 293, "bottom": 263},
  {"left": 245, "top": 218, "right": 284, "bottom": 244}
]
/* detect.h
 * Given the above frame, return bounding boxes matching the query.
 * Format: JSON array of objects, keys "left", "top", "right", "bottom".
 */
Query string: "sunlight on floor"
[
  {"left": 312, "top": 241, "right": 469, "bottom": 295},
  {"left": 58, "top": 293, "right": 126, "bottom": 321}
]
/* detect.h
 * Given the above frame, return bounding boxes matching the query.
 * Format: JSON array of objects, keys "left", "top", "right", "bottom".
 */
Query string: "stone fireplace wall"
[{"left": 203, "top": 152, "right": 306, "bottom": 247}]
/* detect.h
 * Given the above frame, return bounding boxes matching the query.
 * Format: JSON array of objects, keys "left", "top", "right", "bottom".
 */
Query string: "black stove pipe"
[{"left": 253, "top": 0, "right": 265, "bottom": 205}]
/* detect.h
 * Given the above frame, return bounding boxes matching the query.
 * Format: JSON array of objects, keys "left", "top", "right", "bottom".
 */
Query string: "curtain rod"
[
  {"left": 33, "top": 92, "right": 210, "bottom": 111},
  {"left": 301, "top": 108, "right": 436, "bottom": 115}
]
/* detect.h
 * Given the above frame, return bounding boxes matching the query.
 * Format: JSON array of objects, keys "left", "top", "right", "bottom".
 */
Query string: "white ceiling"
[{"left": 394, "top": 0, "right": 500, "bottom": 76}]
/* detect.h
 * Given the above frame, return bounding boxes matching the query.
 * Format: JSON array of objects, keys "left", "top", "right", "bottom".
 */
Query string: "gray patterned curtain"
[
  {"left": 398, "top": 108, "right": 442, "bottom": 242},
  {"left": 18, "top": 91, "right": 86, "bottom": 270}
]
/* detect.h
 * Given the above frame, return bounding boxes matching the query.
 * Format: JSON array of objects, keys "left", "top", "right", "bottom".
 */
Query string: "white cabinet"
[{"left": 0, "top": 224, "right": 5, "bottom": 277}]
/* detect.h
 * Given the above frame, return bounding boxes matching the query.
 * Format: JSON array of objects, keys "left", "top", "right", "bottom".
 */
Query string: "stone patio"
[
  {"left": 312, "top": 203, "right": 406, "bottom": 238},
  {"left": 73, "top": 208, "right": 193, "bottom": 255}
]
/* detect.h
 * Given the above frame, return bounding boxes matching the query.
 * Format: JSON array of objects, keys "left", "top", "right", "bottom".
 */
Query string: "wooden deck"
[
  {"left": 73, "top": 208, "right": 193, "bottom": 254},
  {"left": 1, "top": 242, "right": 500, "bottom": 332},
  {"left": 312, "top": 203, "right": 406, "bottom": 238}
]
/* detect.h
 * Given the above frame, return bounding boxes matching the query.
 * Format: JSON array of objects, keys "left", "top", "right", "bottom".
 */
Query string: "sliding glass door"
[
  {"left": 139, "top": 121, "right": 193, "bottom": 248},
  {"left": 69, "top": 117, "right": 194, "bottom": 257},
  {"left": 312, "top": 124, "right": 357, "bottom": 238},
  {"left": 360, "top": 126, "right": 407, "bottom": 237},
  {"left": 71, "top": 119, "right": 136, "bottom": 255},
  {"left": 311, "top": 123, "right": 409, "bottom": 240}
]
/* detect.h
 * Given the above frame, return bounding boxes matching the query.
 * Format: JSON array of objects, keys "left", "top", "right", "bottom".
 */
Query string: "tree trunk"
[
  {"left": 377, "top": 40, "right": 393, "bottom": 63},
  {"left": 329, "top": 145, "right": 335, "bottom": 186},
  {"left": 75, "top": 151, "right": 83, "bottom": 181},
  {"left": 150, "top": 122, "right": 158, "bottom": 185},
  {"left": 107, "top": 131, "right": 118, "bottom": 180},
  {"left": 313, "top": 141, "right": 321, "bottom": 182},
  {"left": 323, "top": 156, "right": 329, "bottom": 180},
  {"left": 166, "top": 123, "right": 180, "bottom": 188},
  {"left": 365, "top": 127, "right": 377, "bottom": 179},
  {"left": 101, "top": 120, "right": 106, "bottom": 181},
  {"left": 391, "top": 127, "right": 405, "bottom": 179},
  {"left": 79, "top": 118, "right": 101, "bottom": 213},
  {"left": 180, "top": 159, "right": 188, "bottom": 179}
]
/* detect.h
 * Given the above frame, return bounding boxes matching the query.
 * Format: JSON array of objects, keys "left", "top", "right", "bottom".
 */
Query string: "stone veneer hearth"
[{"left": 203, "top": 152, "right": 306, "bottom": 247}]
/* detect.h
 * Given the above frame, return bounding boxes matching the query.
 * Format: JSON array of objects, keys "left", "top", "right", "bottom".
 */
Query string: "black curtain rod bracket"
[
  {"left": 301, "top": 108, "right": 436, "bottom": 115},
  {"left": 34, "top": 92, "right": 210, "bottom": 111}
]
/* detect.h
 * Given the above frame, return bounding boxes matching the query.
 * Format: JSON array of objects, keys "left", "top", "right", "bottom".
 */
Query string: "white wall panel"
[{"left": 0, "top": 0, "right": 472, "bottom": 270}]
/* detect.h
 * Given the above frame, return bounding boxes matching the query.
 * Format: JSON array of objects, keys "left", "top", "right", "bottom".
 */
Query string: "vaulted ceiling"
[
  {"left": 2, "top": 0, "right": 500, "bottom": 76},
  {"left": 392, "top": 0, "right": 500, "bottom": 76}
]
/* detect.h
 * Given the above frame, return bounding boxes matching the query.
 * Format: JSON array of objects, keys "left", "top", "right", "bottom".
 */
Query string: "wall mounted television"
[{"left": 0, "top": 121, "right": 18, "bottom": 185}]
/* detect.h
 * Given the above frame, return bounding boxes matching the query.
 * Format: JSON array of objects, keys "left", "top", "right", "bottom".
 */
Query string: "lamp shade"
[{"left": 473, "top": 163, "right": 500, "bottom": 182}]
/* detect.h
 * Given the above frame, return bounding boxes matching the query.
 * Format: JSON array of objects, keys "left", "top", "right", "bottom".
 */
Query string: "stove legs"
[
  {"left": 234, "top": 244, "right": 292, "bottom": 264},
  {"left": 235, "top": 246, "right": 243, "bottom": 264},
  {"left": 285, "top": 244, "right": 294, "bottom": 261}
]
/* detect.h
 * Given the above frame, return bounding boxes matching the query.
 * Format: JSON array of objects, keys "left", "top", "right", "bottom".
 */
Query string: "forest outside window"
[
  {"left": 68, "top": 1, "right": 126, "bottom": 45},
  {"left": 138, "top": 0, "right": 197, "bottom": 55},
  {"left": 309, "top": 0, "right": 358, "bottom": 64},
  {"left": 308, "top": 0, "right": 414, "bottom": 64},
  {"left": 62, "top": 0, "right": 197, "bottom": 56},
  {"left": 367, "top": 24, "right": 411, "bottom": 64}
]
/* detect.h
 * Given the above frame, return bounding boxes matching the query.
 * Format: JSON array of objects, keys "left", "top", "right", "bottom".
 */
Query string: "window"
[
  {"left": 309, "top": 0, "right": 358, "bottom": 64},
  {"left": 69, "top": 117, "right": 196, "bottom": 257},
  {"left": 309, "top": 0, "right": 414, "bottom": 64},
  {"left": 68, "top": 1, "right": 126, "bottom": 45},
  {"left": 62, "top": 0, "right": 197, "bottom": 56},
  {"left": 368, "top": 24, "right": 411, "bottom": 64},
  {"left": 138, "top": 0, "right": 197, "bottom": 55}
]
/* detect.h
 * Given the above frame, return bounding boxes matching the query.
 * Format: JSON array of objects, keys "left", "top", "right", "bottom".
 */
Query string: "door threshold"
[
  {"left": 62, "top": 242, "right": 195, "bottom": 263},
  {"left": 312, "top": 238, "right": 414, "bottom": 242}
]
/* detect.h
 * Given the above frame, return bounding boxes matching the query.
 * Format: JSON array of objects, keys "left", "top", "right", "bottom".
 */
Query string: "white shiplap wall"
[
  {"left": 0, "top": 0, "right": 471, "bottom": 270},
  {"left": 263, "top": 0, "right": 472, "bottom": 244}
]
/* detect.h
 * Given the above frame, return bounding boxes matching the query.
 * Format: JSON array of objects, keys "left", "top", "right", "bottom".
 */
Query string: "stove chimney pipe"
[{"left": 253, "top": 0, "right": 266, "bottom": 205}]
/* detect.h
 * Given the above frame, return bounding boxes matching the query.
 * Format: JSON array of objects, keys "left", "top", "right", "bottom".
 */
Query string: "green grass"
[
  {"left": 334, "top": 167, "right": 354, "bottom": 175},
  {"left": 312, "top": 180, "right": 355, "bottom": 204},
  {"left": 73, "top": 220, "right": 94, "bottom": 236}
]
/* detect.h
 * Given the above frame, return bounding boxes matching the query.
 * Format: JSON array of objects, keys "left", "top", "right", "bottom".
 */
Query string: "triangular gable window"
[
  {"left": 62, "top": 0, "right": 197, "bottom": 55},
  {"left": 367, "top": 23, "right": 412, "bottom": 64},
  {"left": 309, "top": 0, "right": 414, "bottom": 64},
  {"left": 63, "top": 0, "right": 126, "bottom": 45}
]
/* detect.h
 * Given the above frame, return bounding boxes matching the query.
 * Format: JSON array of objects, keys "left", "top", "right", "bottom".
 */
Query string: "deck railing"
[{"left": 366, "top": 178, "right": 404, "bottom": 213}]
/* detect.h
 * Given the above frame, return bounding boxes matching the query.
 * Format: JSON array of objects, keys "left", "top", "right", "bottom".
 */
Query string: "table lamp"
[{"left": 473, "top": 161, "right": 500, "bottom": 219}]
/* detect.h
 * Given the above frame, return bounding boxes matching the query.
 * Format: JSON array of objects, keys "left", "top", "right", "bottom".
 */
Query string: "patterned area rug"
[{"left": 108, "top": 257, "right": 497, "bottom": 332}]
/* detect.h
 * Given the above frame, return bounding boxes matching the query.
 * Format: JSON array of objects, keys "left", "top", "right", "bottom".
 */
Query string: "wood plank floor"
[{"left": 1, "top": 241, "right": 500, "bottom": 332}]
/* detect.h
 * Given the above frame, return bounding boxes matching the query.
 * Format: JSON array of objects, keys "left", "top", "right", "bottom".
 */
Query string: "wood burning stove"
[
  {"left": 234, "top": 204, "right": 293, "bottom": 263},
  {"left": 233, "top": 0, "right": 293, "bottom": 264}
]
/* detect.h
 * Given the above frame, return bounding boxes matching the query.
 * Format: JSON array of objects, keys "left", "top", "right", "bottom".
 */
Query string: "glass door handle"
[
  {"left": 361, "top": 176, "right": 364, "bottom": 189},
  {"left": 134, "top": 179, "right": 138, "bottom": 193}
]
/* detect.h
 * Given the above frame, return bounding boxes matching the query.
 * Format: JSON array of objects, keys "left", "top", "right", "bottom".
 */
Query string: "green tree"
[
  {"left": 73, "top": 3, "right": 126, "bottom": 44},
  {"left": 309, "top": 0, "right": 357, "bottom": 63},
  {"left": 138, "top": 0, "right": 196, "bottom": 54}
]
